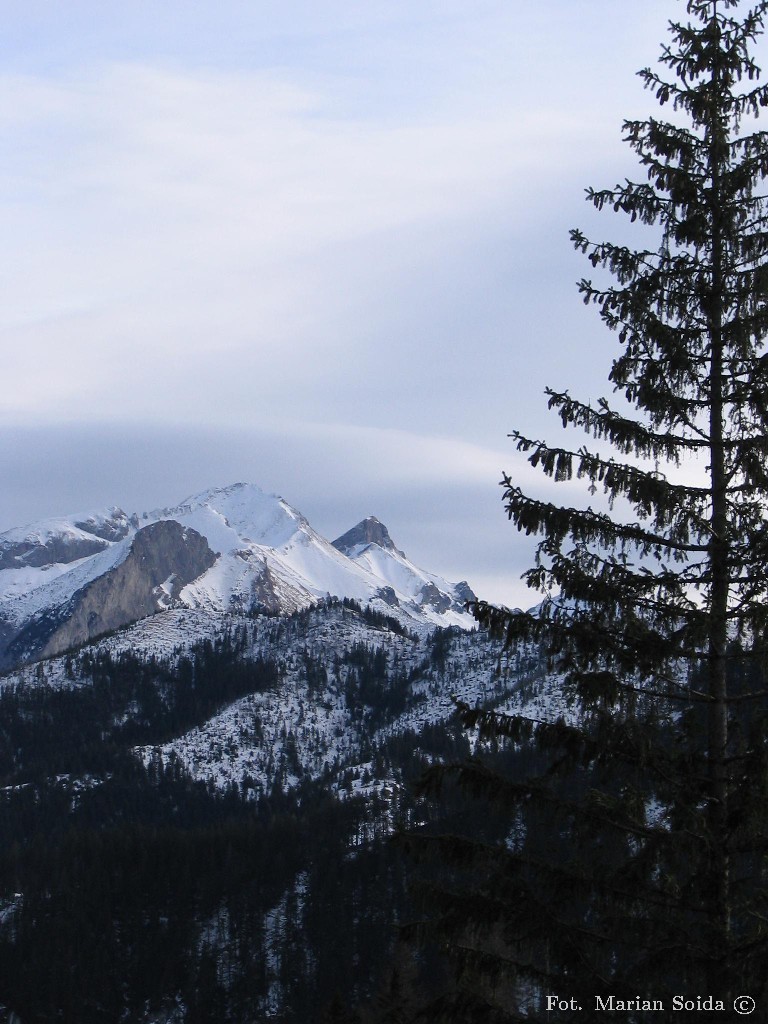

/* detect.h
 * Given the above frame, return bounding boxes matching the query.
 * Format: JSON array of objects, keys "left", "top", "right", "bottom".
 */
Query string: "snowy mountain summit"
[{"left": 0, "top": 483, "right": 475, "bottom": 668}]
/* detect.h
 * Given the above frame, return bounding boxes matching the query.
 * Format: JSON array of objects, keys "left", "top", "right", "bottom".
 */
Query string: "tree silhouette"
[{"left": 415, "top": 2, "right": 768, "bottom": 1019}]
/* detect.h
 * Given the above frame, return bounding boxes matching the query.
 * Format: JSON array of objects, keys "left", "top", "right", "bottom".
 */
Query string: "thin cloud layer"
[
  {"left": 0, "top": 61, "right": 609, "bottom": 424},
  {"left": 0, "top": 0, "right": 687, "bottom": 602}
]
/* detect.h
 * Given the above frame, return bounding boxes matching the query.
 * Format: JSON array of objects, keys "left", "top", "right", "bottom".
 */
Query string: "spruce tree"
[{"left": 410, "top": 1, "right": 768, "bottom": 1020}]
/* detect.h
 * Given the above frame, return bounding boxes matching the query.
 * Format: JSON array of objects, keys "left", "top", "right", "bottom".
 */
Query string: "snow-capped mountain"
[
  {"left": 0, "top": 486, "right": 551, "bottom": 1024},
  {"left": 0, "top": 483, "right": 475, "bottom": 668},
  {"left": 333, "top": 516, "right": 476, "bottom": 614}
]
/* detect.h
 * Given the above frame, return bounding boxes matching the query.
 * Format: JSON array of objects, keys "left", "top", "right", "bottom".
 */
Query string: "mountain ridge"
[{"left": 0, "top": 483, "right": 475, "bottom": 669}]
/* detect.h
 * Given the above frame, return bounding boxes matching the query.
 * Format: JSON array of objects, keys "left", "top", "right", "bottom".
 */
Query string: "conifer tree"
[{"left": 411, "top": 2, "right": 768, "bottom": 1020}]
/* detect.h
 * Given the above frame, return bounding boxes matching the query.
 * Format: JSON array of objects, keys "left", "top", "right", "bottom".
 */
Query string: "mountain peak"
[
  {"left": 0, "top": 488, "right": 477, "bottom": 670},
  {"left": 161, "top": 482, "right": 271, "bottom": 513},
  {"left": 332, "top": 517, "right": 405, "bottom": 558}
]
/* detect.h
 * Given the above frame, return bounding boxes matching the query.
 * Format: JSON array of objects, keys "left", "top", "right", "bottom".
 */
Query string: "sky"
[{"left": 0, "top": 0, "right": 727, "bottom": 606}]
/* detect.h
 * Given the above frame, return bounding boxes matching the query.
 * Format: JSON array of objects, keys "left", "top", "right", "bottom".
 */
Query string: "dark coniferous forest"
[{"left": 0, "top": 610, "right": 533, "bottom": 1023}]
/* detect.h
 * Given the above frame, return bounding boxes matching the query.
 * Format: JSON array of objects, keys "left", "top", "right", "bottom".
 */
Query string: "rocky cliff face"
[
  {"left": 453, "top": 580, "right": 477, "bottom": 606},
  {"left": 42, "top": 521, "right": 218, "bottom": 658},
  {"left": 0, "top": 535, "right": 108, "bottom": 570},
  {"left": 8, "top": 521, "right": 218, "bottom": 662},
  {"left": 332, "top": 517, "right": 405, "bottom": 557}
]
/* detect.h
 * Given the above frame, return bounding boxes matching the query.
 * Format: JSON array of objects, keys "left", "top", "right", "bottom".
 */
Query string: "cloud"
[
  {"left": 0, "top": 0, "right": 693, "bottom": 601},
  {"left": 0, "top": 417, "right": 578, "bottom": 609},
  {"left": 0, "top": 56, "right": 638, "bottom": 429}
]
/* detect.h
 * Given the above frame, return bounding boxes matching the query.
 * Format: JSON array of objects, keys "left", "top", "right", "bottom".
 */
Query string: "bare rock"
[{"left": 9, "top": 521, "right": 218, "bottom": 662}]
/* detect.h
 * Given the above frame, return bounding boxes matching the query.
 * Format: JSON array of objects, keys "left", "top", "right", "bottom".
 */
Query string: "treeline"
[{"left": 0, "top": 632, "right": 278, "bottom": 784}]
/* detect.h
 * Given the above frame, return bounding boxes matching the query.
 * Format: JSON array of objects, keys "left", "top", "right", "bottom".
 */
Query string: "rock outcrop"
[
  {"left": 0, "top": 509, "right": 134, "bottom": 569},
  {"left": 8, "top": 521, "right": 218, "bottom": 662},
  {"left": 332, "top": 517, "right": 405, "bottom": 558}
]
